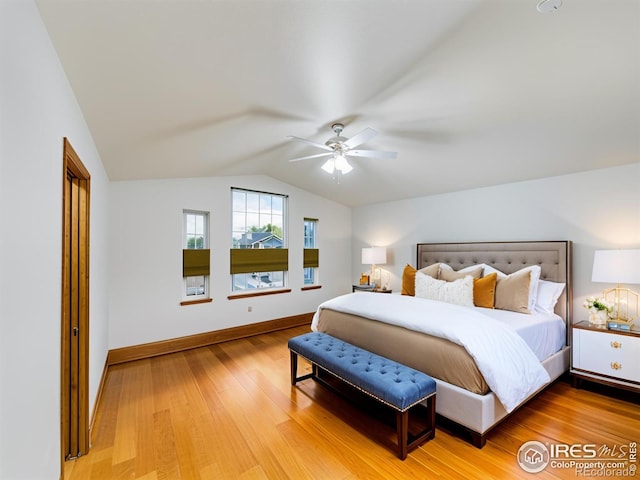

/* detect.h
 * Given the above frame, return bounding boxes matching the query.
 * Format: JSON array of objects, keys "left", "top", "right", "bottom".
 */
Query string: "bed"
[{"left": 312, "top": 241, "right": 572, "bottom": 447}]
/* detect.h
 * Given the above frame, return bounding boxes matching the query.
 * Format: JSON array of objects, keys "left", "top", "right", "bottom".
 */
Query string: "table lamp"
[
  {"left": 362, "top": 247, "right": 387, "bottom": 288},
  {"left": 591, "top": 249, "right": 640, "bottom": 323}
]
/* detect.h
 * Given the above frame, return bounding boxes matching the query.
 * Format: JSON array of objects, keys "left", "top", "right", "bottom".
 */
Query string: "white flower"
[{"left": 584, "top": 297, "right": 613, "bottom": 313}]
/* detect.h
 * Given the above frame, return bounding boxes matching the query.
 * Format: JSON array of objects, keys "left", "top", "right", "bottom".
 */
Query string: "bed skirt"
[{"left": 315, "top": 308, "right": 489, "bottom": 394}]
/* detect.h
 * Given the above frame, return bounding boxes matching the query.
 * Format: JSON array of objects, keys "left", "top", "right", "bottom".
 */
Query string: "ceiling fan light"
[
  {"left": 321, "top": 159, "right": 335, "bottom": 174},
  {"left": 335, "top": 155, "right": 353, "bottom": 174}
]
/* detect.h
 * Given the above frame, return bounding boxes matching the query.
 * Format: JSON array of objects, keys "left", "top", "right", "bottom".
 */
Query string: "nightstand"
[
  {"left": 352, "top": 285, "right": 392, "bottom": 293},
  {"left": 571, "top": 320, "right": 640, "bottom": 393}
]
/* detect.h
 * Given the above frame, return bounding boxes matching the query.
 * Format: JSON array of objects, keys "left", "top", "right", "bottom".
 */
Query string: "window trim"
[
  {"left": 230, "top": 187, "right": 288, "bottom": 293},
  {"left": 227, "top": 288, "right": 291, "bottom": 300},
  {"left": 300, "top": 285, "right": 322, "bottom": 292},
  {"left": 303, "top": 217, "right": 319, "bottom": 287},
  {"left": 180, "top": 297, "right": 213, "bottom": 306},
  {"left": 182, "top": 210, "right": 211, "bottom": 303}
]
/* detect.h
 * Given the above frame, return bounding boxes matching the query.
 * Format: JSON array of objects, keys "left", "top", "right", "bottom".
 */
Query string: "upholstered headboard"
[{"left": 416, "top": 241, "right": 573, "bottom": 325}]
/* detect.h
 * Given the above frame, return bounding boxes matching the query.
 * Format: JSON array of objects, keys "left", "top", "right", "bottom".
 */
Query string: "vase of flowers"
[{"left": 583, "top": 297, "right": 612, "bottom": 326}]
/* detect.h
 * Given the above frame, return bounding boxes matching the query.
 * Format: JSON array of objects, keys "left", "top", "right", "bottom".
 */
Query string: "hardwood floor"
[{"left": 65, "top": 325, "right": 640, "bottom": 479}]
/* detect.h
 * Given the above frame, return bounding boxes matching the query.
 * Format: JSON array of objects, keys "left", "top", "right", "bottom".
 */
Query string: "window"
[
  {"left": 182, "top": 210, "right": 210, "bottom": 302},
  {"left": 231, "top": 188, "right": 287, "bottom": 292},
  {"left": 303, "top": 218, "right": 319, "bottom": 285}
]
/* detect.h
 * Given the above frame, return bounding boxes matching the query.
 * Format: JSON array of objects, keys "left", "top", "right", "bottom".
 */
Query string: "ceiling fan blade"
[
  {"left": 343, "top": 127, "right": 378, "bottom": 149},
  {"left": 287, "top": 136, "right": 334, "bottom": 152},
  {"left": 347, "top": 149, "right": 397, "bottom": 160},
  {"left": 288, "top": 152, "right": 333, "bottom": 163}
]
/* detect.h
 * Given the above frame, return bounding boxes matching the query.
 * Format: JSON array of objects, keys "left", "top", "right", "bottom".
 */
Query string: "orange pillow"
[
  {"left": 402, "top": 263, "right": 441, "bottom": 296},
  {"left": 401, "top": 264, "right": 417, "bottom": 296},
  {"left": 473, "top": 273, "right": 497, "bottom": 308}
]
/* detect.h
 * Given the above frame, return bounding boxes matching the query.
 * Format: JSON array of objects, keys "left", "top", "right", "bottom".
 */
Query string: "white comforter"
[{"left": 311, "top": 293, "right": 551, "bottom": 413}]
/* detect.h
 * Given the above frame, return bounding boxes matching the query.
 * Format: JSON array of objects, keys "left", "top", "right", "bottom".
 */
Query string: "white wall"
[
  {"left": 0, "top": 4, "right": 636, "bottom": 480},
  {"left": 108, "top": 175, "right": 351, "bottom": 349},
  {"left": 0, "top": 2, "right": 110, "bottom": 479},
  {"left": 352, "top": 163, "right": 640, "bottom": 320}
]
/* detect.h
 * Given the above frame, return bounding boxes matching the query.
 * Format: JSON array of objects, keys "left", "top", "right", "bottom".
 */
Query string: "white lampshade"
[
  {"left": 321, "top": 159, "right": 335, "bottom": 174},
  {"left": 321, "top": 154, "right": 353, "bottom": 175},
  {"left": 592, "top": 249, "right": 640, "bottom": 284},
  {"left": 334, "top": 154, "right": 353, "bottom": 174},
  {"left": 361, "top": 246, "right": 387, "bottom": 265}
]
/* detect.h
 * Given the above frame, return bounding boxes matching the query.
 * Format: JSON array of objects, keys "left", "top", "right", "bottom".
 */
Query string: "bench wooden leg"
[
  {"left": 427, "top": 395, "right": 436, "bottom": 440},
  {"left": 395, "top": 395, "right": 437, "bottom": 460},
  {"left": 396, "top": 411, "right": 409, "bottom": 460},
  {"left": 289, "top": 350, "right": 315, "bottom": 385},
  {"left": 290, "top": 351, "right": 298, "bottom": 385}
]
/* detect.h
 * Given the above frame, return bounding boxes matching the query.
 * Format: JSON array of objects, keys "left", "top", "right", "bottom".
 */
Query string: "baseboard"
[
  {"left": 107, "top": 312, "right": 313, "bottom": 365},
  {"left": 89, "top": 356, "right": 109, "bottom": 443}
]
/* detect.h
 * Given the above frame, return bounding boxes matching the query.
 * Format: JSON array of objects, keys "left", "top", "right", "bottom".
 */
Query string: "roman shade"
[
  {"left": 183, "top": 249, "right": 210, "bottom": 277},
  {"left": 230, "top": 248, "right": 288, "bottom": 274},
  {"left": 303, "top": 248, "right": 319, "bottom": 268}
]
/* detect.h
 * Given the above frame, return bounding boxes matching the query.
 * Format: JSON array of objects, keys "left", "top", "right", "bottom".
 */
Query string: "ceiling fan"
[{"left": 288, "top": 123, "right": 397, "bottom": 175}]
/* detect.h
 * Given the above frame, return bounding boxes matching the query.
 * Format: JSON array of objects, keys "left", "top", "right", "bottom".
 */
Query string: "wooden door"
[{"left": 61, "top": 138, "right": 90, "bottom": 461}]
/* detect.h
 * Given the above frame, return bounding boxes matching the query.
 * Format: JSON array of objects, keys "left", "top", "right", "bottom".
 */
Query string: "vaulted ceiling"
[{"left": 37, "top": 0, "right": 640, "bottom": 207}]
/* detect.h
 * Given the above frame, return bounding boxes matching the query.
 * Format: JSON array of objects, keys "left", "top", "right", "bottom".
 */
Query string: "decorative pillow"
[
  {"left": 415, "top": 272, "right": 474, "bottom": 307},
  {"left": 439, "top": 266, "right": 483, "bottom": 282},
  {"left": 534, "top": 279, "right": 565, "bottom": 314},
  {"left": 481, "top": 264, "right": 504, "bottom": 277},
  {"left": 485, "top": 264, "right": 541, "bottom": 311},
  {"left": 401, "top": 263, "right": 440, "bottom": 296},
  {"left": 438, "top": 263, "right": 485, "bottom": 274},
  {"left": 419, "top": 262, "right": 441, "bottom": 278},
  {"left": 473, "top": 273, "right": 497, "bottom": 308},
  {"left": 401, "top": 264, "right": 417, "bottom": 296},
  {"left": 495, "top": 269, "right": 531, "bottom": 314}
]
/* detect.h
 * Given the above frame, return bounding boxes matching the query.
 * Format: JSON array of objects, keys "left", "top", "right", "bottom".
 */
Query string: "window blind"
[
  {"left": 303, "top": 248, "right": 319, "bottom": 268},
  {"left": 230, "top": 248, "right": 288, "bottom": 274},
  {"left": 183, "top": 249, "right": 210, "bottom": 277}
]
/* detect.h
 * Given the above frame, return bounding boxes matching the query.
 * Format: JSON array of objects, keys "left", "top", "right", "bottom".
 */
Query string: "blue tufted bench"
[{"left": 288, "top": 332, "right": 436, "bottom": 459}]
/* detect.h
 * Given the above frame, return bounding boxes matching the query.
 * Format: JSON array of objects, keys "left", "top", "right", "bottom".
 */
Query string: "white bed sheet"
[
  {"left": 475, "top": 308, "right": 566, "bottom": 362},
  {"left": 312, "top": 293, "right": 551, "bottom": 412}
]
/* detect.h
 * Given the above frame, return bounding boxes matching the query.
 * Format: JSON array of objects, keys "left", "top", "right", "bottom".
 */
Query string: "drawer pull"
[
  {"left": 610, "top": 341, "right": 622, "bottom": 349},
  {"left": 610, "top": 362, "right": 622, "bottom": 371}
]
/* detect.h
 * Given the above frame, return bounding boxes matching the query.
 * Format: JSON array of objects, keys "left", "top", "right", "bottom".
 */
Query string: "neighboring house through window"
[{"left": 231, "top": 188, "right": 287, "bottom": 291}]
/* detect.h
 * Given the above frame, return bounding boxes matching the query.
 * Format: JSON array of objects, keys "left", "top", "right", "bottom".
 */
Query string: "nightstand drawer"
[{"left": 573, "top": 329, "right": 640, "bottom": 382}]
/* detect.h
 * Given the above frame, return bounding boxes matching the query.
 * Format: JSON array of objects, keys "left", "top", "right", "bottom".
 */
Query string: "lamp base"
[{"left": 602, "top": 286, "right": 638, "bottom": 326}]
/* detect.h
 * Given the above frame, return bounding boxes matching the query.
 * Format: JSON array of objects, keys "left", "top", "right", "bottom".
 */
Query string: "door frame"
[{"left": 60, "top": 138, "right": 91, "bottom": 463}]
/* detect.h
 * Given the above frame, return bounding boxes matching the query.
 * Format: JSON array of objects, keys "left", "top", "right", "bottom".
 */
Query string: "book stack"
[{"left": 607, "top": 320, "right": 635, "bottom": 332}]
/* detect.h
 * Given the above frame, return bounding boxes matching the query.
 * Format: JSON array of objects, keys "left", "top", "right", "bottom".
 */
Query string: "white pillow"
[
  {"left": 484, "top": 265, "right": 541, "bottom": 312},
  {"left": 438, "top": 263, "right": 484, "bottom": 274},
  {"left": 534, "top": 280, "right": 565, "bottom": 314},
  {"left": 415, "top": 272, "right": 474, "bottom": 307},
  {"left": 480, "top": 264, "right": 503, "bottom": 276},
  {"left": 439, "top": 263, "right": 541, "bottom": 310}
]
